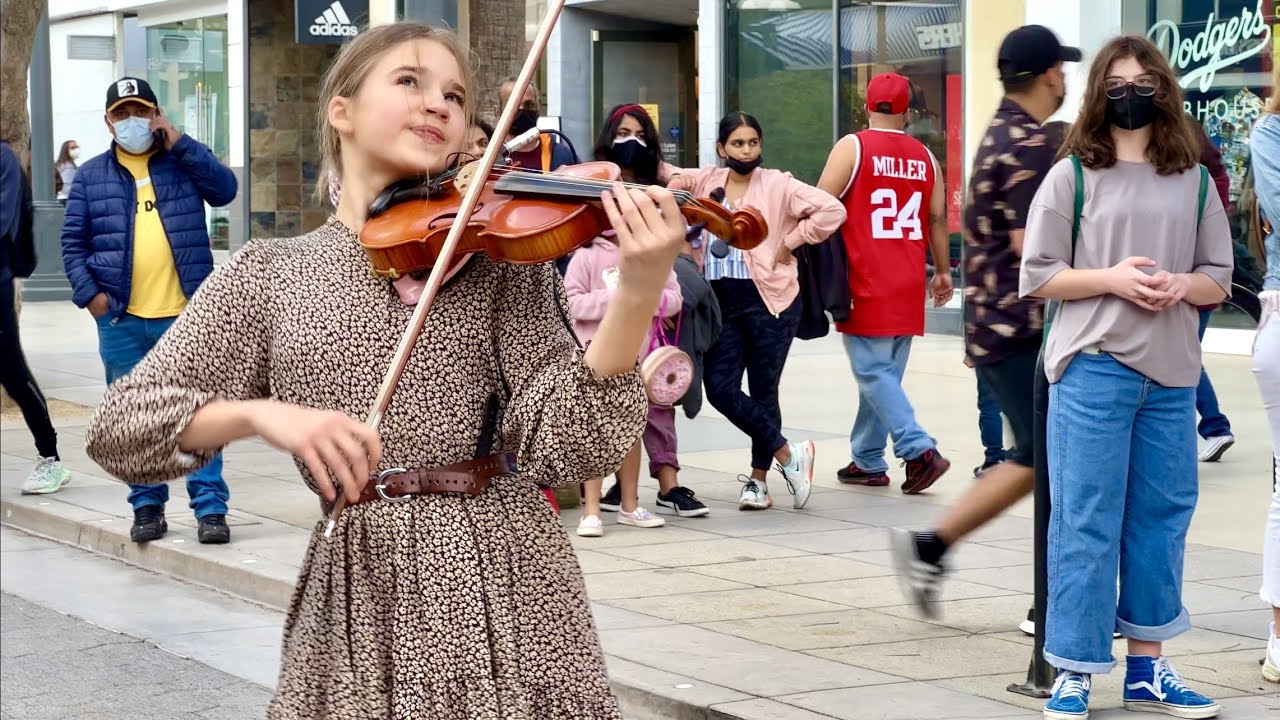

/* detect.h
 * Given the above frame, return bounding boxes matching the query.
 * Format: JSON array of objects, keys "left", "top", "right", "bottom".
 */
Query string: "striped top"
[{"left": 702, "top": 198, "right": 752, "bottom": 281}]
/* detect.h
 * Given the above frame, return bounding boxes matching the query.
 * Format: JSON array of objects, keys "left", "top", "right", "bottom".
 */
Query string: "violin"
[{"left": 357, "top": 160, "right": 768, "bottom": 279}]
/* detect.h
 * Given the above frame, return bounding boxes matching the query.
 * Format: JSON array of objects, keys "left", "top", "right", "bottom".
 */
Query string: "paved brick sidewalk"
[{"left": 3, "top": 301, "right": 1276, "bottom": 719}]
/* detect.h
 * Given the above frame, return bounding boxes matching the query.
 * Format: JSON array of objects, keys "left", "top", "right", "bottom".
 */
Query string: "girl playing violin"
[{"left": 83, "top": 22, "right": 687, "bottom": 719}]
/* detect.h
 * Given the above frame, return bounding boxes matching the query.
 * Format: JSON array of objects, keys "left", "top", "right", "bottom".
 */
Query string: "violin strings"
[{"left": 488, "top": 169, "right": 699, "bottom": 203}]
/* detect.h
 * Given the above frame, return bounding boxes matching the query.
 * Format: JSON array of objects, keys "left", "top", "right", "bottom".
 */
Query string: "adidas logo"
[{"left": 310, "top": 0, "right": 358, "bottom": 38}]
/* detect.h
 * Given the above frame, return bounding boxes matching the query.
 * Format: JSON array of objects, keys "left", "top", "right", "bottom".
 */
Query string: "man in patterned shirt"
[{"left": 889, "top": 25, "right": 1079, "bottom": 617}]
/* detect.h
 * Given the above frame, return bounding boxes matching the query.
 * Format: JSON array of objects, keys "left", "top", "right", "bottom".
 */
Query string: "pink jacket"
[
  {"left": 666, "top": 166, "right": 846, "bottom": 315},
  {"left": 563, "top": 236, "right": 682, "bottom": 359}
]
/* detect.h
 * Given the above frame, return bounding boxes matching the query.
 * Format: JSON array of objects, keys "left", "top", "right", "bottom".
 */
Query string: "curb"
[{"left": 0, "top": 495, "right": 749, "bottom": 720}]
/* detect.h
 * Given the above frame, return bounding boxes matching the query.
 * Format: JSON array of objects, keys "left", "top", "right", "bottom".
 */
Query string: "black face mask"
[
  {"left": 611, "top": 137, "right": 647, "bottom": 170},
  {"left": 511, "top": 108, "right": 539, "bottom": 135},
  {"left": 1106, "top": 86, "right": 1157, "bottom": 131},
  {"left": 725, "top": 156, "right": 762, "bottom": 175}
]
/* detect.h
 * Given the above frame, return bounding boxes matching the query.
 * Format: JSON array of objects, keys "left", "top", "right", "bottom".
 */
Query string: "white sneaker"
[
  {"left": 20, "top": 457, "right": 72, "bottom": 495},
  {"left": 1198, "top": 434, "right": 1234, "bottom": 462},
  {"left": 1265, "top": 623, "right": 1280, "bottom": 683},
  {"left": 618, "top": 507, "right": 665, "bottom": 528},
  {"left": 576, "top": 515, "right": 604, "bottom": 537},
  {"left": 738, "top": 475, "right": 772, "bottom": 511},
  {"left": 776, "top": 440, "right": 815, "bottom": 509}
]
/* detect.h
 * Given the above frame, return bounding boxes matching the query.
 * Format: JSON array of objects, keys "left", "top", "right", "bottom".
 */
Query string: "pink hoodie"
[
  {"left": 563, "top": 236, "right": 682, "bottom": 359},
  {"left": 665, "top": 166, "right": 846, "bottom": 315}
]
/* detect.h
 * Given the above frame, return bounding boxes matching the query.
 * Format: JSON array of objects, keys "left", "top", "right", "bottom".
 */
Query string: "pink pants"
[{"left": 644, "top": 404, "right": 681, "bottom": 479}]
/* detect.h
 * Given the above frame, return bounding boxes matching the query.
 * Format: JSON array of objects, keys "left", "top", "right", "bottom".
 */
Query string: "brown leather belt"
[{"left": 351, "top": 453, "right": 517, "bottom": 507}]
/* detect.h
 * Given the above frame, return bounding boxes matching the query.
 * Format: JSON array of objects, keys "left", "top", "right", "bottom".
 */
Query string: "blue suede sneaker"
[
  {"left": 1044, "top": 671, "right": 1090, "bottom": 719},
  {"left": 1122, "top": 656, "right": 1220, "bottom": 718}
]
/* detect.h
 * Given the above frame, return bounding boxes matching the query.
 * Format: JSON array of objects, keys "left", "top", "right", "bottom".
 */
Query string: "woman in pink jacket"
[
  {"left": 668, "top": 112, "right": 846, "bottom": 512},
  {"left": 564, "top": 234, "right": 683, "bottom": 537}
]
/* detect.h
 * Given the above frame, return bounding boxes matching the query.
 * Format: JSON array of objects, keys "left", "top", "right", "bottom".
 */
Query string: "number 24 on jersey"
[{"left": 870, "top": 189, "right": 923, "bottom": 241}]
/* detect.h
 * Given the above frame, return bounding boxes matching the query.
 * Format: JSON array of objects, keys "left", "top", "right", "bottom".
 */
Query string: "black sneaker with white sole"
[
  {"left": 599, "top": 482, "right": 622, "bottom": 512},
  {"left": 888, "top": 528, "right": 946, "bottom": 619},
  {"left": 656, "top": 486, "right": 710, "bottom": 517}
]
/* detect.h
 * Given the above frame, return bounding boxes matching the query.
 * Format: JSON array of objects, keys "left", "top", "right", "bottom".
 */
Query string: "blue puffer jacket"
[{"left": 60, "top": 134, "right": 237, "bottom": 316}]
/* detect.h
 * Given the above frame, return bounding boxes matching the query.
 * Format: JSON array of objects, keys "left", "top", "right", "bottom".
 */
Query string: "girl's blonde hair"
[{"left": 314, "top": 22, "right": 476, "bottom": 203}]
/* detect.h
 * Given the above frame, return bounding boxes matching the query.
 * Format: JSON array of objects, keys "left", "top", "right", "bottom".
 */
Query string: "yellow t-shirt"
[{"left": 116, "top": 148, "right": 188, "bottom": 318}]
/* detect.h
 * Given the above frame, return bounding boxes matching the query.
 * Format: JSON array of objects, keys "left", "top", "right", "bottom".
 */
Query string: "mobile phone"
[{"left": 153, "top": 108, "right": 167, "bottom": 147}]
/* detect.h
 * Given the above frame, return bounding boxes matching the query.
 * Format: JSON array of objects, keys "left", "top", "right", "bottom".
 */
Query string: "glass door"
[
  {"left": 592, "top": 30, "right": 698, "bottom": 168},
  {"left": 146, "top": 15, "right": 231, "bottom": 247}
]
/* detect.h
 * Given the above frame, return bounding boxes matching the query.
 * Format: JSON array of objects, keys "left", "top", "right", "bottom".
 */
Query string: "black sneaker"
[
  {"left": 599, "top": 482, "right": 622, "bottom": 513},
  {"left": 131, "top": 505, "right": 168, "bottom": 543},
  {"left": 973, "top": 460, "right": 1002, "bottom": 478},
  {"left": 888, "top": 528, "right": 946, "bottom": 619},
  {"left": 197, "top": 514, "right": 231, "bottom": 545},
  {"left": 656, "top": 486, "right": 710, "bottom": 518}
]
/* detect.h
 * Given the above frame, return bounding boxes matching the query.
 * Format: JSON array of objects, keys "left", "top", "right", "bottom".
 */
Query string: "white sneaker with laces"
[
  {"left": 576, "top": 515, "right": 604, "bottom": 537},
  {"left": 20, "top": 457, "right": 72, "bottom": 495},
  {"left": 1265, "top": 623, "right": 1280, "bottom": 683},
  {"left": 738, "top": 475, "right": 772, "bottom": 511},
  {"left": 618, "top": 507, "right": 665, "bottom": 528},
  {"left": 1197, "top": 434, "right": 1234, "bottom": 462},
  {"left": 776, "top": 440, "right": 815, "bottom": 509}
]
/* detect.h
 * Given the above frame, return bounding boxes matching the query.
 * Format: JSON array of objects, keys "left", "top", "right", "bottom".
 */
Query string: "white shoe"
[
  {"left": 20, "top": 457, "right": 72, "bottom": 495},
  {"left": 738, "top": 475, "right": 772, "bottom": 511},
  {"left": 618, "top": 507, "right": 665, "bottom": 528},
  {"left": 1265, "top": 623, "right": 1280, "bottom": 683},
  {"left": 576, "top": 515, "right": 604, "bottom": 537},
  {"left": 777, "top": 440, "right": 815, "bottom": 509},
  {"left": 1197, "top": 434, "right": 1234, "bottom": 462}
]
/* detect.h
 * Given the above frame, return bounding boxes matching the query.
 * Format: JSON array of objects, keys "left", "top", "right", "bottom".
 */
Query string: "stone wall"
[{"left": 247, "top": 0, "right": 339, "bottom": 240}]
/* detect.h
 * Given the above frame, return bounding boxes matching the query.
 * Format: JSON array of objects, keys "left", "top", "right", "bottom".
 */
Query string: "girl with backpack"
[{"left": 1020, "top": 36, "right": 1233, "bottom": 719}]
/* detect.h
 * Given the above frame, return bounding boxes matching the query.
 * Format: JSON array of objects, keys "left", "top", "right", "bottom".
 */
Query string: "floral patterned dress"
[{"left": 84, "top": 219, "right": 647, "bottom": 719}]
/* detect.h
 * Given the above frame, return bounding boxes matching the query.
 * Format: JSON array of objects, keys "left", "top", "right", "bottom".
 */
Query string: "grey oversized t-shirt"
[{"left": 1019, "top": 158, "right": 1233, "bottom": 387}]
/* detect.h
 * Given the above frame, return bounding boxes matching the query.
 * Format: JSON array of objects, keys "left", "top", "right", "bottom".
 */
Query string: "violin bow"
[{"left": 324, "top": 0, "right": 570, "bottom": 538}]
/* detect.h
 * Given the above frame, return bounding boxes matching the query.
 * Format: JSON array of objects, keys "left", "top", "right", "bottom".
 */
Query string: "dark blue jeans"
[
  {"left": 96, "top": 312, "right": 228, "bottom": 518},
  {"left": 1196, "top": 308, "right": 1232, "bottom": 439},
  {"left": 976, "top": 371, "right": 1007, "bottom": 464},
  {"left": 703, "top": 279, "right": 800, "bottom": 471}
]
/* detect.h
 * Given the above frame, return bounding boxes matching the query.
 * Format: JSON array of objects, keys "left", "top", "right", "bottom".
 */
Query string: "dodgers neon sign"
[{"left": 1147, "top": 0, "right": 1272, "bottom": 93}]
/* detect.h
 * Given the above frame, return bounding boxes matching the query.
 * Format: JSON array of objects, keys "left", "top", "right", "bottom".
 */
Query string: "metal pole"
[{"left": 1008, "top": 349, "right": 1056, "bottom": 698}]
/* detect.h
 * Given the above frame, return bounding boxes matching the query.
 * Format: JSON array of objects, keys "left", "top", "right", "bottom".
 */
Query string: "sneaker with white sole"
[
  {"left": 576, "top": 515, "right": 604, "bottom": 537},
  {"left": 776, "top": 440, "right": 815, "bottom": 509},
  {"left": 1122, "top": 656, "right": 1219, "bottom": 718},
  {"left": 888, "top": 528, "right": 946, "bottom": 619},
  {"left": 20, "top": 457, "right": 72, "bottom": 495},
  {"left": 599, "top": 482, "right": 622, "bottom": 512},
  {"left": 1044, "top": 672, "right": 1090, "bottom": 719},
  {"left": 1264, "top": 623, "right": 1280, "bottom": 684},
  {"left": 738, "top": 475, "right": 772, "bottom": 511},
  {"left": 1197, "top": 434, "right": 1234, "bottom": 463},
  {"left": 617, "top": 507, "right": 665, "bottom": 528},
  {"left": 655, "top": 486, "right": 710, "bottom": 517}
]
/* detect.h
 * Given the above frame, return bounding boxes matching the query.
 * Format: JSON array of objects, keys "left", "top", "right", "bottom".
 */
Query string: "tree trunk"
[
  {"left": 0, "top": 0, "right": 44, "bottom": 411},
  {"left": 468, "top": 0, "right": 526, "bottom": 121}
]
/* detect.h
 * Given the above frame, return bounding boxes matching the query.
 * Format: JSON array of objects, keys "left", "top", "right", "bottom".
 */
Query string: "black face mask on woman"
[
  {"left": 725, "top": 156, "right": 762, "bottom": 175},
  {"left": 1106, "top": 85, "right": 1157, "bottom": 131},
  {"left": 611, "top": 136, "right": 648, "bottom": 170}
]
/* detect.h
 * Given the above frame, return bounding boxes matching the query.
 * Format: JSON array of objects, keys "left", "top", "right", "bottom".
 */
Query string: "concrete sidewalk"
[{"left": 3, "top": 301, "right": 1278, "bottom": 719}]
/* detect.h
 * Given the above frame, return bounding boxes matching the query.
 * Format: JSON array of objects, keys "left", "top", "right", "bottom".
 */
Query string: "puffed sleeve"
[
  {"left": 495, "top": 262, "right": 647, "bottom": 487},
  {"left": 85, "top": 242, "right": 273, "bottom": 484}
]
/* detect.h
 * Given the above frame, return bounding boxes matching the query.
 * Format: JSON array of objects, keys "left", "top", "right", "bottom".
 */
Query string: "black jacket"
[
  {"left": 672, "top": 254, "right": 721, "bottom": 418},
  {"left": 794, "top": 230, "right": 850, "bottom": 340}
]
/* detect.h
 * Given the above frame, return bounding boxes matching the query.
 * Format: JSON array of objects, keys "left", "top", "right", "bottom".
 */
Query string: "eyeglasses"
[{"left": 1104, "top": 76, "right": 1158, "bottom": 100}]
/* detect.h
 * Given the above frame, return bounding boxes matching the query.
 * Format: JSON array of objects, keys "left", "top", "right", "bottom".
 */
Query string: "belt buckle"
[{"left": 375, "top": 467, "right": 412, "bottom": 503}]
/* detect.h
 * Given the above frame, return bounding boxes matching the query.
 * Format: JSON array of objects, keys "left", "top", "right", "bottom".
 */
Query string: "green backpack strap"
[
  {"left": 1197, "top": 164, "right": 1208, "bottom": 229},
  {"left": 1070, "top": 154, "right": 1084, "bottom": 264}
]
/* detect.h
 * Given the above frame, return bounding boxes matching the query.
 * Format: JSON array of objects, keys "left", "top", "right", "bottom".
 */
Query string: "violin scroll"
[{"left": 677, "top": 197, "right": 768, "bottom": 253}]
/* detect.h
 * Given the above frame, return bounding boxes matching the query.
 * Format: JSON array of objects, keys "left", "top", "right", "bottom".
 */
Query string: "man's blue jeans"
[
  {"left": 1195, "top": 308, "right": 1232, "bottom": 439},
  {"left": 842, "top": 334, "right": 934, "bottom": 473},
  {"left": 1044, "top": 352, "right": 1196, "bottom": 674},
  {"left": 976, "top": 372, "right": 1007, "bottom": 464},
  {"left": 96, "top": 313, "right": 228, "bottom": 519}
]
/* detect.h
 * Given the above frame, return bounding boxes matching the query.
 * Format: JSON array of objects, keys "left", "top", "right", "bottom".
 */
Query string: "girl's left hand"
[
  {"left": 601, "top": 184, "right": 687, "bottom": 294},
  {"left": 1147, "top": 271, "right": 1190, "bottom": 310}
]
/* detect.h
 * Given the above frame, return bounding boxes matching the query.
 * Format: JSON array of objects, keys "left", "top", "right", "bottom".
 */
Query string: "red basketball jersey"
[{"left": 835, "top": 129, "right": 937, "bottom": 337}]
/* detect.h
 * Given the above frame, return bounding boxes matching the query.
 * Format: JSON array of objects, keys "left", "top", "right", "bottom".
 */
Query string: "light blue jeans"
[
  {"left": 842, "top": 334, "right": 934, "bottom": 473},
  {"left": 97, "top": 312, "right": 229, "bottom": 519},
  {"left": 1044, "top": 351, "right": 1196, "bottom": 674}
]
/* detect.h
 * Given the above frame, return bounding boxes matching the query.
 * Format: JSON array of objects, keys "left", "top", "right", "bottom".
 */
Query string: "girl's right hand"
[
  {"left": 248, "top": 401, "right": 384, "bottom": 503},
  {"left": 1104, "top": 256, "right": 1170, "bottom": 312}
]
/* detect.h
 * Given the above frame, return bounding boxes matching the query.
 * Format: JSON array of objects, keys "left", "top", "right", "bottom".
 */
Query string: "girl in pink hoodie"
[{"left": 565, "top": 233, "right": 683, "bottom": 537}]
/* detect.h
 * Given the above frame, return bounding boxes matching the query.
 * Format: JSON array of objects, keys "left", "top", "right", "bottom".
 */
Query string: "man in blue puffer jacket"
[{"left": 61, "top": 77, "right": 236, "bottom": 546}]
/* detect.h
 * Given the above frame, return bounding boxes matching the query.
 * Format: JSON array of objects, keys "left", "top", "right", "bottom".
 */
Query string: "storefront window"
[{"left": 1133, "top": 0, "right": 1277, "bottom": 327}]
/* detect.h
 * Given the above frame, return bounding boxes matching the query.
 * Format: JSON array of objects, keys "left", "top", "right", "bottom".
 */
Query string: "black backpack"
[{"left": 1, "top": 142, "right": 37, "bottom": 278}]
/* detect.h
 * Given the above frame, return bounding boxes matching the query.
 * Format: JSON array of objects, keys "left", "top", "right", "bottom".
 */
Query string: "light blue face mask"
[{"left": 112, "top": 116, "right": 154, "bottom": 154}]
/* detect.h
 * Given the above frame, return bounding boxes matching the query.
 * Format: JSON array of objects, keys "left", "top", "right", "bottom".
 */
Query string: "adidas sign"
[{"left": 310, "top": 0, "right": 358, "bottom": 38}]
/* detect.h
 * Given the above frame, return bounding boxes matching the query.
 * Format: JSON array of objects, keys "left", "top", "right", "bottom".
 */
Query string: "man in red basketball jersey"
[{"left": 817, "top": 71, "right": 953, "bottom": 495}]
